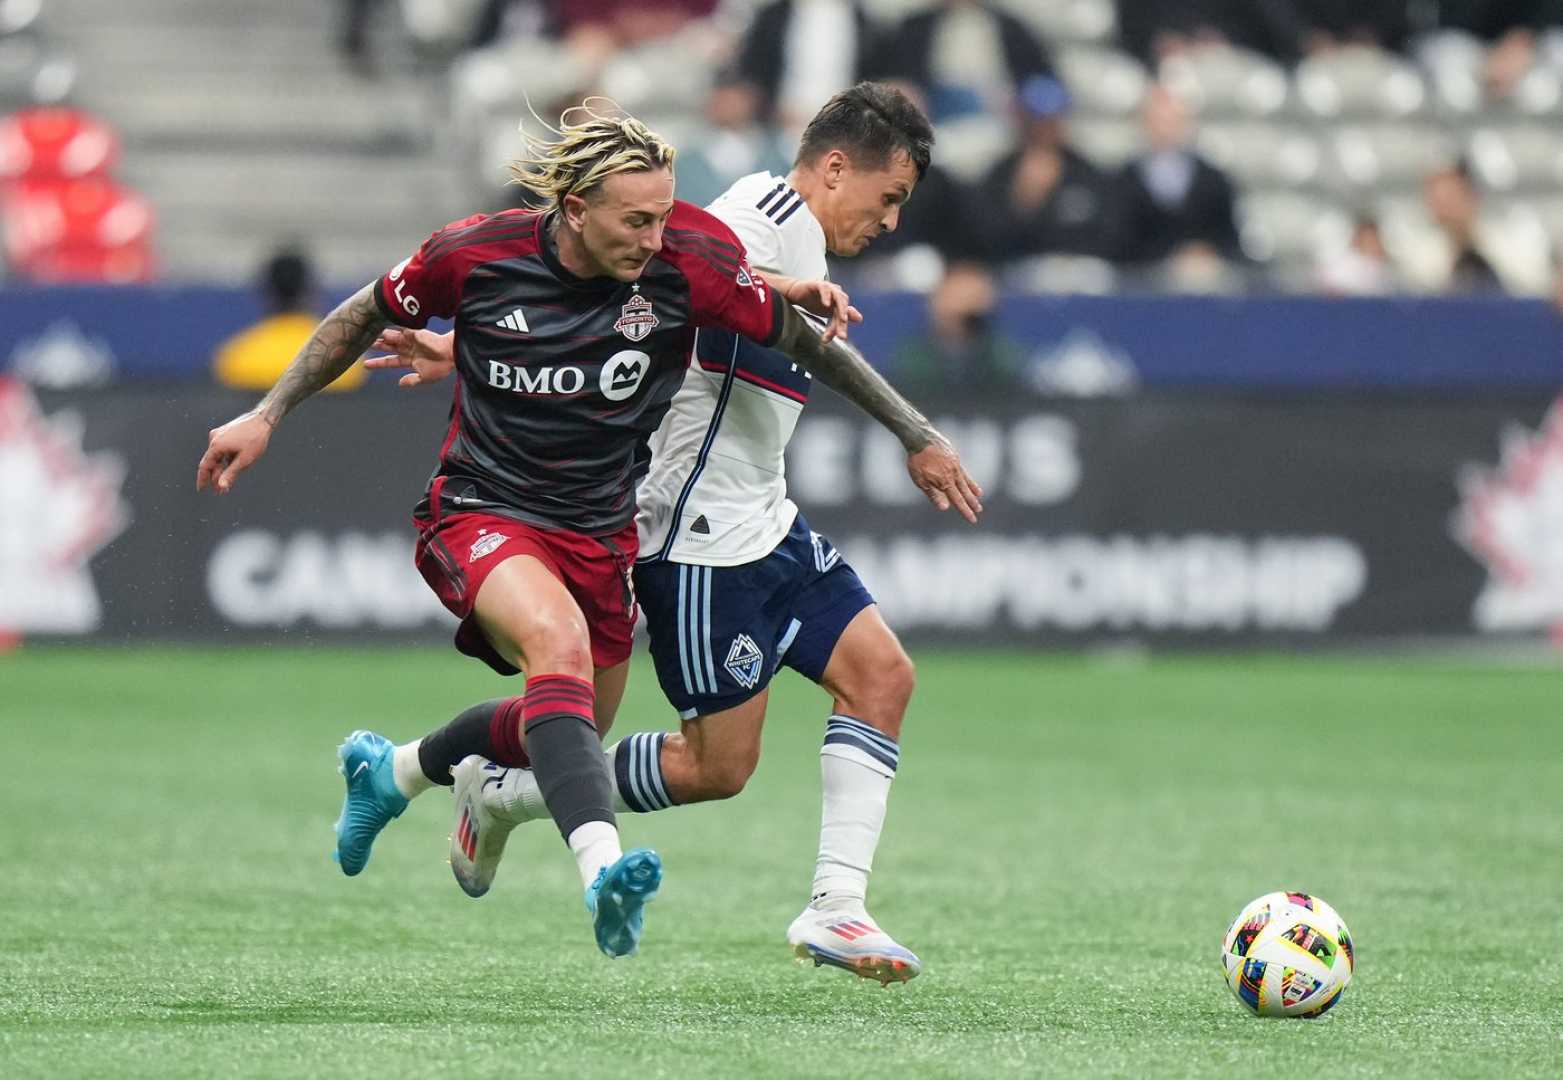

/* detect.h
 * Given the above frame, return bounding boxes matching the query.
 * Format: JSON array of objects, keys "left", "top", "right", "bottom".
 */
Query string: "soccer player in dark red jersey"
[
  {"left": 195, "top": 105, "right": 875, "bottom": 959},
  {"left": 363, "top": 86, "right": 990, "bottom": 984}
]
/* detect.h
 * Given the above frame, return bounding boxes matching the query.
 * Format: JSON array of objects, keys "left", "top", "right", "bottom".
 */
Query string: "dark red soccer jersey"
[{"left": 374, "top": 199, "right": 781, "bottom": 536}]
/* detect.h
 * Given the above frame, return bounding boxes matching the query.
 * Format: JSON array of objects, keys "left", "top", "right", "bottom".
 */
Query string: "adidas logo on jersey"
[{"left": 497, "top": 309, "right": 529, "bottom": 332}]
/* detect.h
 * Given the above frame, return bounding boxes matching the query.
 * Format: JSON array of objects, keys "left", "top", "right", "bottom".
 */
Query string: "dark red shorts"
[{"left": 413, "top": 512, "right": 639, "bottom": 674}]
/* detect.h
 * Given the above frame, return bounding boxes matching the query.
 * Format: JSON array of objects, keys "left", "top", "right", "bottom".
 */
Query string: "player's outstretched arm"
[
  {"left": 772, "top": 295, "right": 984, "bottom": 523},
  {"left": 196, "top": 283, "right": 390, "bottom": 494}
]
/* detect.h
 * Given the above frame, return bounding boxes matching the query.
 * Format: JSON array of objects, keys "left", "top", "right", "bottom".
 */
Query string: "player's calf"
[{"left": 654, "top": 730, "right": 759, "bottom": 803}]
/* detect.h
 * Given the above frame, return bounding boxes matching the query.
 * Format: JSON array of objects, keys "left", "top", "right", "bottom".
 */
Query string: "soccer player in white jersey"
[{"left": 371, "top": 84, "right": 981, "bottom": 983}]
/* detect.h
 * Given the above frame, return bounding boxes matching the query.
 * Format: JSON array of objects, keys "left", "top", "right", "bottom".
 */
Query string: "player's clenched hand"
[
  {"left": 196, "top": 411, "right": 273, "bottom": 495},
  {"left": 362, "top": 328, "right": 456, "bottom": 388},
  {"left": 907, "top": 432, "right": 984, "bottom": 524},
  {"left": 779, "top": 278, "right": 862, "bottom": 343}
]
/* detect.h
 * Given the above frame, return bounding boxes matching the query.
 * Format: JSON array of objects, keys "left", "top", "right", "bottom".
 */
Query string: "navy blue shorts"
[{"left": 634, "top": 514, "right": 875, "bottom": 719}]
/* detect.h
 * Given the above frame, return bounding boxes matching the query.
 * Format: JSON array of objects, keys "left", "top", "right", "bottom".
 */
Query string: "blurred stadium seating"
[{"left": 0, "top": 0, "right": 1556, "bottom": 296}]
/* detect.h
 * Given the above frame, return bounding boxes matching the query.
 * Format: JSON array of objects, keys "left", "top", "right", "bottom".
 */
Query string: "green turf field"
[{"left": 2, "top": 647, "right": 1560, "bottom": 1079}]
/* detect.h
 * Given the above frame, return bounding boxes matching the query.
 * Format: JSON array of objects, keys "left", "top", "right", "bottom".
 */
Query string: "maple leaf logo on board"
[
  {"left": 0, "top": 378, "right": 130, "bottom": 635},
  {"left": 1451, "top": 397, "right": 1563, "bottom": 635}
]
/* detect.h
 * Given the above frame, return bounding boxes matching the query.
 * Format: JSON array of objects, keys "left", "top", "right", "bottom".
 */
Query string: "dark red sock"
[
  {"left": 417, "top": 696, "right": 526, "bottom": 784},
  {"left": 520, "top": 673, "right": 596, "bottom": 731},
  {"left": 487, "top": 695, "right": 531, "bottom": 767}
]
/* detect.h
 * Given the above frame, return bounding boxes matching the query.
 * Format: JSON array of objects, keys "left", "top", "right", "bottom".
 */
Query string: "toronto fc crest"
[{"left": 614, "top": 292, "right": 659, "bottom": 342}]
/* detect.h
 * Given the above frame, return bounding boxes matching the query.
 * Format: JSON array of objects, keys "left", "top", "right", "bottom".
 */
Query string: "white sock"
[
  {"left": 811, "top": 715, "right": 899, "bottom": 910},
  {"left": 481, "top": 747, "right": 629, "bottom": 821},
  {"left": 568, "top": 819, "right": 622, "bottom": 891},
  {"left": 482, "top": 765, "right": 552, "bottom": 823},
  {"left": 391, "top": 742, "right": 435, "bottom": 800}
]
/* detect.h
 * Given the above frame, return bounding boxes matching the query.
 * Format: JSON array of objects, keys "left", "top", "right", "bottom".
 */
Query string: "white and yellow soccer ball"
[{"left": 1221, "top": 891, "right": 1355, "bottom": 1018}]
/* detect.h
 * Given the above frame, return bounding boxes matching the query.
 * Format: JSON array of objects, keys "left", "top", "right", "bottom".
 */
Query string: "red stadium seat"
[
  {"left": 22, "top": 241, "right": 153, "bottom": 283},
  {"left": 0, "top": 106, "right": 119, "bottom": 182},
  {"left": 2, "top": 176, "right": 155, "bottom": 281}
]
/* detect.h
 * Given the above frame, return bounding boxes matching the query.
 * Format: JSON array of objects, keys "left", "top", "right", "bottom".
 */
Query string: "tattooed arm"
[
  {"left": 255, "top": 284, "right": 388, "bottom": 425},
  {"left": 196, "top": 283, "right": 390, "bottom": 494},
  {"left": 772, "top": 294, "right": 985, "bottom": 523}
]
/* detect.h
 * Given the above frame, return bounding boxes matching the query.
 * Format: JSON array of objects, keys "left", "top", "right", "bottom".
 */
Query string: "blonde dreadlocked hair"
[{"left": 508, "top": 99, "right": 676, "bottom": 211}]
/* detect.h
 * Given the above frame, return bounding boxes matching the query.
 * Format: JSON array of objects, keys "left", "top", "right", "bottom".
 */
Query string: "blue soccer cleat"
[
  {"left": 333, "top": 730, "right": 408, "bottom": 876},
  {"left": 585, "top": 848, "right": 662, "bottom": 958}
]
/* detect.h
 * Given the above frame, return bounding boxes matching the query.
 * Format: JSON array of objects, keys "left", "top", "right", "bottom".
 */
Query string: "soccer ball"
[{"left": 1221, "top": 891, "right": 1354, "bottom": 1018}]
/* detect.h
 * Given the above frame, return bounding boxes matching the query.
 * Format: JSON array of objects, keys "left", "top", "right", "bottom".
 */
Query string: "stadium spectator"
[
  {"left": 671, "top": 69, "right": 793, "bottom": 211},
  {"left": 1295, "top": 0, "right": 1411, "bottom": 54},
  {"left": 467, "top": 0, "right": 554, "bottom": 51},
  {"left": 1430, "top": 0, "right": 1563, "bottom": 40},
  {"left": 733, "top": 0, "right": 882, "bottom": 129},
  {"left": 970, "top": 75, "right": 1124, "bottom": 265},
  {"left": 470, "top": 0, "right": 717, "bottom": 55},
  {"left": 1411, "top": 159, "right": 1551, "bottom": 295},
  {"left": 1116, "top": 0, "right": 1310, "bottom": 66},
  {"left": 1315, "top": 214, "right": 1399, "bottom": 295},
  {"left": 1115, "top": 82, "right": 1242, "bottom": 269},
  {"left": 213, "top": 248, "right": 364, "bottom": 392},
  {"left": 1421, "top": 160, "right": 1504, "bottom": 293},
  {"left": 1429, "top": 0, "right": 1563, "bottom": 101},
  {"left": 873, "top": 0, "right": 1055, "bottom": 123},
  {"left": 890, "top": 262, "right": 1026, "bottom": 393},
  {"left": 456, "top": 0, "right": 720, "bottom": 139},
  {"left": 339, "top": 0, "right": 396, "bottom": 76}
]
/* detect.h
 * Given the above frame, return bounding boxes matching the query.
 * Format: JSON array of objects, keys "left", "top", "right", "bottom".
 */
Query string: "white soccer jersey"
[{"left": 636, "top": 171, "right": 829, "bottom": 566}]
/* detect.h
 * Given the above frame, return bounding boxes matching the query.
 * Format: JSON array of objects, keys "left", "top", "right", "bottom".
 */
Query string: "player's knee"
[
  {"left": 525, "top": 623, "right": 594, "bottom": 680},
  {"left": 838, "top": 645, "right": 915, "bottom": 728}
]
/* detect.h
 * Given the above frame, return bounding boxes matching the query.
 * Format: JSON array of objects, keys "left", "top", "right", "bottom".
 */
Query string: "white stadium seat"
[
  {"left": 1159, "top": 46, "right": 1290, "bottom": 119},
  {"left": 1055, "top": 44, "right": 1148, "bottom": 117},
  {"left": 1296, "top": 46, "right": 1428, "bottom": 119},
  {"left": 1195, "top": 122, "right": 1322, "bottom": 189},
  {"left": 1238, "top": 190, "right": 1352, "bottom": 263}
]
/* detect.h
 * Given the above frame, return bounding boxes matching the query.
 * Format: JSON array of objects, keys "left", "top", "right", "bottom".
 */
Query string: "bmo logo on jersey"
[
  {"left": 487, "top": 361, "right": 587, "bottom": 394},
  {"left": 486, "top": 349, "right": 650, "bottom": 400},
  {"left": 599, "top": 349, "right": 650, "bottom": 402}
]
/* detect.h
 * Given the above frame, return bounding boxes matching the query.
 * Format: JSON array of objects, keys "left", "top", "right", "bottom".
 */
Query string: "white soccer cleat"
[
  {"left": 787, "top": 902, "right": 922, "bottom": 986},
  {"left": 449, "top": 755, "right": 522, "bottom": 898}
]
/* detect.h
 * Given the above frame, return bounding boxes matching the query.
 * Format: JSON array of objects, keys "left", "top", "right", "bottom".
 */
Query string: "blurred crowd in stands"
[
  {"left": 3, "top": 0, "right": 1563, "bottom": 317},
  {"left": 370, "top": 0, "right": 1563, "bottom": 304}
]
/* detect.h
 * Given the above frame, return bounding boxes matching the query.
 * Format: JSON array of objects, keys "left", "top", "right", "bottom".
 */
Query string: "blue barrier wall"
[{"left": 1, "top": 285, "right": 1560, "bottom": 387}]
